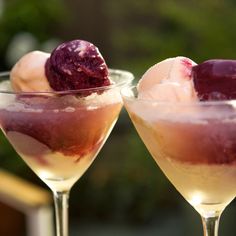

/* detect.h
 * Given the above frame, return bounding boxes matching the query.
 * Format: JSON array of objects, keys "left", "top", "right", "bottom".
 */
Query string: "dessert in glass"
[
  {"left": 121, "top": 57, "right": 236, "bottom": 236},
  {"left": 0, "top": 40, "right": 133, "bottom": 236}
]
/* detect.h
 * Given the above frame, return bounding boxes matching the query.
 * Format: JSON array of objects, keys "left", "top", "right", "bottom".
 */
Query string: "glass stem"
[
  {"left": 53, "top": 191, "right": 70, "bottom": 236},
  {"left": 201, "top": 213, "right": 221, "bottom": 236}
]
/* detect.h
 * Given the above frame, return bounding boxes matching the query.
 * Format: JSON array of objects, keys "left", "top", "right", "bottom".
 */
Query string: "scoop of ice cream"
[
  {"left": 192, "top": 59, "right": 236, "bottom": 101},
  {"left": 10, "top": 40, "right": 110, "bottom": 93},
  {"left": 45, "top": 39, "right": 110, "bottom": 91},
  {"left": 138, "top": 57, "right": 198, "bottom": 102},
  {"left": 10, "top": 51, "right": 52, "bottom": 92}
]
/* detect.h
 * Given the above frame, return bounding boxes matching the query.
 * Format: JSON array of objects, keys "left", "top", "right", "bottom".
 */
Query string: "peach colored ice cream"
[
  {"left": 10, "top": 51, "right": 52, "bottom": 92},
  {"left": 137, "top": 56, "right": 198, "bottom": 102}
]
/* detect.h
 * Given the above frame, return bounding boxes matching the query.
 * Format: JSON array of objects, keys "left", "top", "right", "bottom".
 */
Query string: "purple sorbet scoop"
[{"left": 45, "top": 40, "right": 110, "bottom": 91}]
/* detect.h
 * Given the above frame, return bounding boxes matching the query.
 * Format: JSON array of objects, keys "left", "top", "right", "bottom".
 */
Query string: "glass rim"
[
  {"left": 0, "top": 69, "right": 134, "bottom": 95},
  {"left": 121, "top": 85, "right": 236, "bottom": 106}
]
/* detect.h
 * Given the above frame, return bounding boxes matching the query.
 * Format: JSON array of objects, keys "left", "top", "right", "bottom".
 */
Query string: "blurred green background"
[{"left": 1, "top": 0, "right": 236, "bottom": 235}]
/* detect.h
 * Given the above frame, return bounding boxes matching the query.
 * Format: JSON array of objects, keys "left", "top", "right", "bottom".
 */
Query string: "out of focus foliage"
[
  {"left": 0, "top": 0, "right": 67, "bottom": 69},
  {"left": 1, "top": 0, "right": 236, "bottom": 230},
  {"left": 105, "top": 0, "right": 236, "bottom": 75}
]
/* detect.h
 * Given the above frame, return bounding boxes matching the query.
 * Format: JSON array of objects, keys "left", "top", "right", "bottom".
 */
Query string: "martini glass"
[
  {"left": 0, "top": 70, "right": 133, "bottom": 236},
  {"left": 121, "top": 85, "right": 236, "bottom": 236}
]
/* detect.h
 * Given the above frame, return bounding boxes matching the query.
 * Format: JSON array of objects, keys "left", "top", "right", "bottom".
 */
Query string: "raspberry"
[
  {"left": 45, "top": 40, "right": 110, "bottom": 91},
  {"left": 192, "top": 59, "right": 236, "bottom": 101}
]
